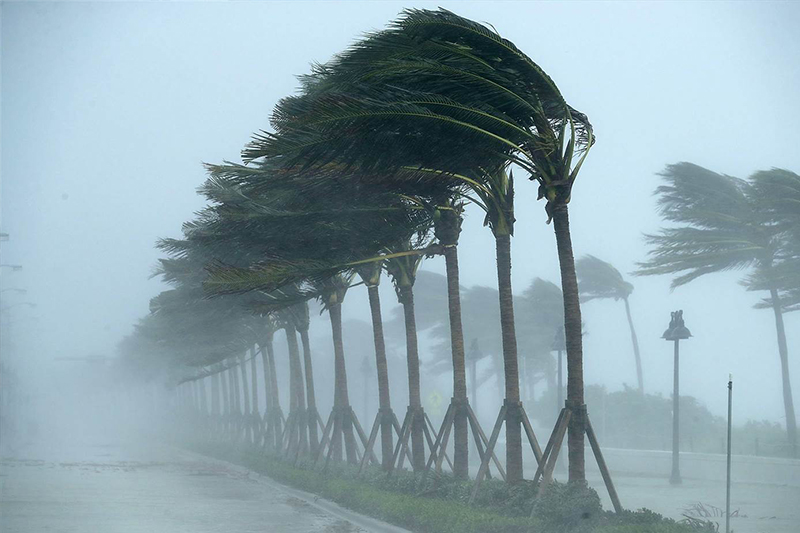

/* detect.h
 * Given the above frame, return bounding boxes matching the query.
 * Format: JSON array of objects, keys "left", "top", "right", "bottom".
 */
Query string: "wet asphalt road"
[{"left": 0, "top": 439, "right": 373, "bottom": 533}]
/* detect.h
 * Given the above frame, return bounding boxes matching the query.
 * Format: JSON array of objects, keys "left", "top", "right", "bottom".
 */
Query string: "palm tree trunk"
[
  {"left": 551, "top": 203, "right": 586, "bottom": 483},
  {"left": 260, "top": 334, "right": 282, "bottom": 450},
  {"left": 299, "top": 327, "right": 319, "bottom": 455},
  {"left": 232, "top": 360, "right": 241, "bottom": 418},
  {"left": 198, "top": 378, "right": 208, "bottom": 416},
  {"left": 238, "top": 352, "right": 252, "bottom": 444},
  {"left": 495, "top": 233, "right": 523, "bottom": 483},
  {"left": 367, "top": 284, "right": 394, "bottom": 471},
  {"left": 399, "top": 285, "right": 425, "bottom": 471},
  {"left": 623, "top": 297, "right": 644, "bottom": 393},
  {"left": 444, "top": 244, "right": 469, "bottom": 479},
  {"left": 250, "top": 347, "right": 259, "bottom": 416},
  {"left": 220, "top": 366, "right": 229, "bottom": 433},
  {"left": 769, "top": 288, "right": 798, "bottom": 456},
  {"left": 285, "top": 325, "right": 308, "bottom": 453},
  {"left": 328, "top": 301, "right": 358, "bottom": 463},
  {"left": 211, "top": 371, "right": 220, "bottom": 417},
  {"left": 259, "top": 344, "right": 273, "bottom": 415}
]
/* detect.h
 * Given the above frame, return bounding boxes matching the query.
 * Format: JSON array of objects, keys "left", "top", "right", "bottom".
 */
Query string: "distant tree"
[
  {"left": 638, "top": 163, "right": 798, "bottom": 454},
  {"left": 576, "top": 255, "right": 643, "bottom": 393}
]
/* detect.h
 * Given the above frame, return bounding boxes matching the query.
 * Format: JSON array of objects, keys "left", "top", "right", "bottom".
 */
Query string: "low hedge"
[{"left": 187, "top": 440, "right": 715, "bottom": 533}]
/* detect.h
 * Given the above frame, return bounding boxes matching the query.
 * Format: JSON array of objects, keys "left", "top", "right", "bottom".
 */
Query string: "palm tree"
[
  {"left": 638, "top": 163, "right": 798, "bottom": 454},
  {"left": 576, "top": 255, "right": 643, "bottom": 393},
  {"left": 355, "top": 261, "right": 396, "bottom": 470},
  {"left": 197, "top": 165, "right": 444, "bottom": 465},
  {"left": 384, "top": 239, "right": 430, "bottom": 471},
  {"left": 252, "top": 8, "right": 594, "bottom": 482}
]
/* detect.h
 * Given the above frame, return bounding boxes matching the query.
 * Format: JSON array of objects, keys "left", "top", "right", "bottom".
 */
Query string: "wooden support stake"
[
  {"left": 466, "top": 404, "right": 505, "bottom": 481},
  {"left": 532, "top": 408, "right": 567, "bottom": 485},
  {"left": 390, "top": 411, "right": 412, "bottom": 473},
  {"left": 390, "top": 411, "right": 414, "bottom": 466},
  {"left": 585, "top": 414, "right": 622, "bottom": 514},
  {"left": 519, "top": 405, "right": 544, "bottom": 464},
  {"left": 423, "top": 413, "right": 453, "bottom": 472},
  {"left": 468, "top": 405, "right": 506, "bottom": 505},
  {"left": 314, "top": 412, "right": 335, "bottom": 465},
  {"left": 358, "top": 411, "right": 382, "bottom": 475},
  {"left": 424, "top": 404, "right": 454, "bottom": 472},
  {"left": 350, "top": 407, "right": 379, "bottom": 466}
]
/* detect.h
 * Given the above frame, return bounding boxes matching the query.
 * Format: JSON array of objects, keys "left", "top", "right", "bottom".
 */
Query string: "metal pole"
[
  {"left": 670, "top": 339, "right": 682, "bottom": 484},
  {"left": 726, "top": 375, "right": 733, "bottom": 533}
]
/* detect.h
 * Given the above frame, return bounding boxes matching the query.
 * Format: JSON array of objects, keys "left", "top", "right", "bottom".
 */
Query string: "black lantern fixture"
[{"left": 663, "top": 310, "right": 691, "bottom": 484}]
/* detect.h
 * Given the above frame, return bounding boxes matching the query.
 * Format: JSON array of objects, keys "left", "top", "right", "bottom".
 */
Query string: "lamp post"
[{"left": 663, "top": 310, "right": 691, "bottom": 485}]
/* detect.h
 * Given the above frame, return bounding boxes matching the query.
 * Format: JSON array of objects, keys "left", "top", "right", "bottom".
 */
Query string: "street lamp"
[
  {"left": 663, "top": 310, "right": 692, "bottom": 485},
  {"left": 0, "top": 265, "right": 22, "bottom": 272}
]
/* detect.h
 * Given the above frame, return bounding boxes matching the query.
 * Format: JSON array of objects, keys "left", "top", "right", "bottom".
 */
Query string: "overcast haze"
[{"left": 3, "top": 0, "right": 800, "bottom": 426}]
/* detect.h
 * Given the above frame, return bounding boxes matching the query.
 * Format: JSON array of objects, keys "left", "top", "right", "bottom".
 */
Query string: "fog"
[{"left": 2, "top": 2, "right": 799, "bottom": 532}]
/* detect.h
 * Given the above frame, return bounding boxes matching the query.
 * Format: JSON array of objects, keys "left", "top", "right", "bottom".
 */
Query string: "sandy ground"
[{"left": 0, "top": 438, "right": 392, "bottom": 533}]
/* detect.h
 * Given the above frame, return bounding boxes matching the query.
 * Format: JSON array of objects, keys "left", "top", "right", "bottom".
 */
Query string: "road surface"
[{"left": 0, "top": 437, "right": 403, "bottom": 533}]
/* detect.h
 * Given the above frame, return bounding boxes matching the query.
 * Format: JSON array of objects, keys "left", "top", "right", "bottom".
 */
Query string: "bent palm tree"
[
  {"left": 252, "top": 9, "right": 594, "bottom": 482},
  {"left": 576, "top": 255, "right": 642, "bottom": 393},
  {"left": 638, "top": 163, "right": 798, "bottom": 454}
]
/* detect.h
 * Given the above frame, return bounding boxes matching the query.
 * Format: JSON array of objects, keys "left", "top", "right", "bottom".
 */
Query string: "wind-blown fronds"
[
  {"left": 576, "top": 255, "right": 633, "bottom": 302},
  {"left": 637, "top": 163, "right": 774, "bottom": 288},
  {"left": 246, "top": 8, "right": 593, "bottom": 218}
]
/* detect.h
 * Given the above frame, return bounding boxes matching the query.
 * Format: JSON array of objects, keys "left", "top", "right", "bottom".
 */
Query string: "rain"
[{"left": 1, "top": 2, "right": 799, "bottom": 532}]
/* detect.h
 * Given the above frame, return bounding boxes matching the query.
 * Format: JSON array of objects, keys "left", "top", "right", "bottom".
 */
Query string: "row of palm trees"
[{"left": 119, "top": 8, "right": 597, "bottom": 484}]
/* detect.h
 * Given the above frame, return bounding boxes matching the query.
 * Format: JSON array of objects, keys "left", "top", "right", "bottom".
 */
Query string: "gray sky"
[{"left": 2, "top": 1, "right": 799, "bottom": 424}]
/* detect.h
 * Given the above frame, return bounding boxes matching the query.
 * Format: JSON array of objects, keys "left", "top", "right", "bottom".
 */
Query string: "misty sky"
[{"left": 2, "top": 1, "right": 799, "bottom": 425}]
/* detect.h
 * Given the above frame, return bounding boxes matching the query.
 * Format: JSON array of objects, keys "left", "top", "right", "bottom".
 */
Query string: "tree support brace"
[
  {"left": 529, "top": 404, "right": 622, "bottom": 516},
  {"left": 468, "top": 399, "right": 543, "bottom": 505}
]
